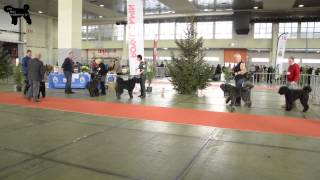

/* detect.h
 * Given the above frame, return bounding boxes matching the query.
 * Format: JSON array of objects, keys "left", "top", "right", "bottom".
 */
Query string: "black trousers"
[
  {"left": 140, "top": 75, "right": 146, "bottom": 96},
  {"left": 23, "top": 74, "right": 29, "bottom": 95}
]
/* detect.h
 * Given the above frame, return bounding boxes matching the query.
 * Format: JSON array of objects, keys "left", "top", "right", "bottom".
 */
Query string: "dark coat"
[{"left": 27, "top": 58, "right": 44, "bottom": 81}]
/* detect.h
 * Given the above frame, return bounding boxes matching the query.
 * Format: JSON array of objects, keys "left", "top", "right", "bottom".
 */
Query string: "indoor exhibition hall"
[{"left": 0, "top": 0, "right": 320, "bottom": 180}]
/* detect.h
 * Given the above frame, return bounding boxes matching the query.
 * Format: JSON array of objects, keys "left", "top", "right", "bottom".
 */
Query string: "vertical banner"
[
  {"left": 127, "top": 0, "right": 144, "bottom": 75},
  {"left": 276, "top": 33, "right": 288, "bottom": 74},
  {"left": 152, "top": 39, "right": 158, "bottom": 63}
]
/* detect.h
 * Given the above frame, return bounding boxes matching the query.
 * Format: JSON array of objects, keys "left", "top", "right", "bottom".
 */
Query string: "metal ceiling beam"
[
  {"left": 82, "top": 11, "right": 233, "bottom": 25},
  {"left": 82, "top": 1, "right": 124, "bottom": 18},
  {"left": 263, "top": 0, "right": 296, "bottom": 10},
  {"left": 157, "top": 0, "right": 198, "bottom": 13}
]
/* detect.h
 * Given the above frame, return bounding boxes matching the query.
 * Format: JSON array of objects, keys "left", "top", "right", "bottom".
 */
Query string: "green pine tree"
[
  {"left": 0, "top": 47, "right": 12, "bottom": 81},
  {"left": 167, "top": 18, "right": 214, "bottom": 94}
]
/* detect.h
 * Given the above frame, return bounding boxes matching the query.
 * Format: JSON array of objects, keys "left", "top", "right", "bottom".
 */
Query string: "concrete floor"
[{"left": 0, "top": 80, "right": 320, "bottom": 180}]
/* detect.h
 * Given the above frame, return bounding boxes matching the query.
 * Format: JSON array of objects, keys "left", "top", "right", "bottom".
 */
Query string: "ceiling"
[{"left": 0, "top": 0, "right": 320, "bottom": 23}]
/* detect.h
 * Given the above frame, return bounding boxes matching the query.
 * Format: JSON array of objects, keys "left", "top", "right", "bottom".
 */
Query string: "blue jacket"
[{"left": 22, "top": 56, "right": 31, "bottom": 75}]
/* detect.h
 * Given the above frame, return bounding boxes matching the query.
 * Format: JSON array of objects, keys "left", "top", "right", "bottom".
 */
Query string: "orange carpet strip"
[{"left": 0, "top": 92, "right": 320, "bottom": 138}]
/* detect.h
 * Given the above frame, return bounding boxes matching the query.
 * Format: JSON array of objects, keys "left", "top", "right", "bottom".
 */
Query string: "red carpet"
[{"left": 0, "top": 92, "right": 320, "bottom": 138}]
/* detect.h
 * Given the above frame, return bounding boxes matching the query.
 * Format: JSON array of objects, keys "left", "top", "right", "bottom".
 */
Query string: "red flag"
[{"left": 153, "top": 39, "right": 157, "bottom": 63}]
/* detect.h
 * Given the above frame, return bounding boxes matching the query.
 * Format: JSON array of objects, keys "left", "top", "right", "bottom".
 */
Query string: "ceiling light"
[
  {"left": 203, "top": 9, "right": 210, "bottom": 12},
  {"left": 99, "top": 15, "right": 103, "bottom": 18},
  {"left": 253, "top": 6, "right": 258, "bottom": 9},
  {"left": 317, "top": 50, "right": 320, "bottom": 53},
  {"left": 99, "top": 4, "right": 104, "bottom": 7},
  {"left": 298, "top": 4, "right": 304, "bottom": 8},
  {"left": 163, "top": 48, "right": 168, "bottom": 50},
  {"left": 38, "top": 10, "right": 43, "bottom": 14},
  {"left": 188, "top": 0, "right": 193, "bottom": 2}
]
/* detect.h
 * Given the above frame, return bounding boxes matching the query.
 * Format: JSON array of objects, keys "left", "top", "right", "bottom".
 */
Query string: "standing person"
[
  {"left": 281, "top": 57, "right": 300, "bottom": 109},
  {"left": 315, "top": 68, "right": 320, "bottom": 75},
  {"left": 111, "top": 58, "right": 122, "bottom": 75},
  {"left": 62, "top": 51, "right": 75, "bottom": 94},
  {"left": 22, "top": 50, "right": 32, "bottom": 96},
  {"left": 95, "top": 59, "right": 107, "bottom": 95},
  {"left": 287, "top": 56, "right": 300, "bottom": 89},
  {"left": 306, "top": 66, "right": 313, "bottom": 85},
  {"left": 27, "top": 53, "right": 44, "bottom": 102},
  {"left": 233, "top": 53, "right": 247, "bottom": 106},
  {"left": 215, "top": 64, "right": 222, "bottom": 81},
  {"left": 137, "top": 55, "right": 146, "bottom": 98},
  {"left": 267, "top": 66, "right": 274, "bottom": 84}
]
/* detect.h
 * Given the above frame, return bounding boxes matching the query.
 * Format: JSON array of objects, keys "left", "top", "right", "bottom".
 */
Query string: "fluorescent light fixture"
[
  {"left": 251, "top": 58, "right": 269, "bottom": 63},
  {"left": 163, "top": 48, "right": 168, "bottom": 50},
  {"left": 253, "top": 6, "right": 258, "bottom": 9},
  {"left": 99, "top": 15, "right": 103, "bottom": 18},
  {"left": 38, "top": 10, "right": 43, "bottom": 14},
  {"left": 188, "top": 0, "right": 193, "bottom": 2},
  {"left": 302, "top": 59, "right": 320, "bottom": 63},
  {"left": 203, "top": 9, "right": 210, "bottom": 12},
  {"left": 99, "top": 4, "right": 104, "bottom": 7},
  {"left": 317, "top": 50, "right": 320, "bottom": 53},
  {"left": 204, "top": 57, "right": 219, "bottom": 62},
  {"left": 298, "top": 4, "right": 304, "bottom": 7}
]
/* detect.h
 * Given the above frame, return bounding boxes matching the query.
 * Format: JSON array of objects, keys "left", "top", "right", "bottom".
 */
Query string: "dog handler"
[
  {"left": 287, "top": 57, "right": 300, "bottom": 88},
  {"left": 137, "top": 55, "right": 146, "bottom": 98},
  {"left": 22, "top": 50, "right": 32, "bottom": 96},
  {"left": 281, "top": 57, "right": 300, "bottom": 109},
  {"left": 233, "top": 53, "right": 247, "bottom": 106}
]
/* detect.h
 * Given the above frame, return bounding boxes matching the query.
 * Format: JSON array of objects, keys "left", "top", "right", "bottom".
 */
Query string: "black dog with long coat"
[
  {"left": 278, "top": 86, "right": 312, "bottom": 112},
  {"left": 115, "top": 77, "right": 140, "bottom": 99},
  {"left": 87, "top": 73, "right": 100, "bottom": 97},
  {"left": 220, "top": 83, "right": 253, "bottom": 112}
]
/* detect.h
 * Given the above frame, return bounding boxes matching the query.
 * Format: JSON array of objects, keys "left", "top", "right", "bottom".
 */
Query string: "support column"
[
  {"left": 58, "top": 0, "right": 82, "bottom": 66},
  {"left": 47, "top": 18, "right": 54, "bottom": 65},
  {"left": 17, "top": 0, "right": 26, "bottom": 61},
  {"left": 121, "top": 24, "right": 128, "bottom": 66},
  {"left": 270, "top": 23, "right": 279, "bottom": 67}
]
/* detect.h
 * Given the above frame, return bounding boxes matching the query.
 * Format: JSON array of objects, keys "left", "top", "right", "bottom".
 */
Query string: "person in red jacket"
[
  {"left": 282, "top": 57, "right": 300, "bottom": 109},
  {"left": 287, "top": 56, "right": 300, "bottom": 88}
]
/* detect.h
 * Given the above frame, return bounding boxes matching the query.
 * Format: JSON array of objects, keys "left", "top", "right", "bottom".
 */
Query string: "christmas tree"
[
  {"left": 0, "top": 47, "right": 12, "bottom": 81},
  {"left": 167, "top": 19, "right": 214, "bottom": 94}
]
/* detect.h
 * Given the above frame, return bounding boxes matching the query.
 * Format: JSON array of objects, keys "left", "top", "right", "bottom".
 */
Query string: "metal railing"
[
  {"left": 155, "top": 67, "right": 169, "bottom": 77},
  {"left": 251, "top": 73, "right": 320, "bottom": 105}
]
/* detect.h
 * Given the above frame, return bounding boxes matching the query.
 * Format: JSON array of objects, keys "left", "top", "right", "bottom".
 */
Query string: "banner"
[
  {"left": 127, "top": 0, "right": 144, "bottom": 75},
  {"left": 276, "top": 33, "right": 288, "bottom": 74}
]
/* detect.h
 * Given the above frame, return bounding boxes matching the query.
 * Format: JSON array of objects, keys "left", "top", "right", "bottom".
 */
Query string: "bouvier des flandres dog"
[
  {"left": 220, "top": 83, "right": 253, "bottom": 112},
  {"left": 87, "top": 73, "right": 100, "bottom": 97},
  {"left": 278, "top": 86, "right": 312, "bottom": 112},
  {"left": 115, "top": 77, "right": 140, "bottom": 99}
]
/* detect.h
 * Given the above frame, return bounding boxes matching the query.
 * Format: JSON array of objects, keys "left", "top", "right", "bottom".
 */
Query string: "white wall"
[{"left": 24, "top": 15, "right": 58, "bottom": 64}]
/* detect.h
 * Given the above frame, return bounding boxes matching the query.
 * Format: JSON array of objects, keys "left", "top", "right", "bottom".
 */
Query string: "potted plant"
[
  {"left": 81, "top": 65, "right": 90, "bottom": 73},
  {"left": 146, "top": 61, "right": 154, "bottom": 92},
  {"left": 13, "top": 64, "right": 23, "bottom": 92}
]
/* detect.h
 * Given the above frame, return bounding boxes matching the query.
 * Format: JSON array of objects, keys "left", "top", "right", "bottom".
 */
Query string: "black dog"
[
  {"left": 87, "top": 73, "right": 100, "bottom": 97},
  {"left": 115, "top": 77, "right": 140, "bottom": 99},
  {"left": 220, "top": 83, "right": 253, "bottom": 112},
  {"left": 37, "top": 81, "right": 46, "bottom": 99},
  {"left": 278, "top": 86, "right": 312, "bottom": 112},
  {"left": 4, "top": 4, "right": 32, "bottom": 25}
]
